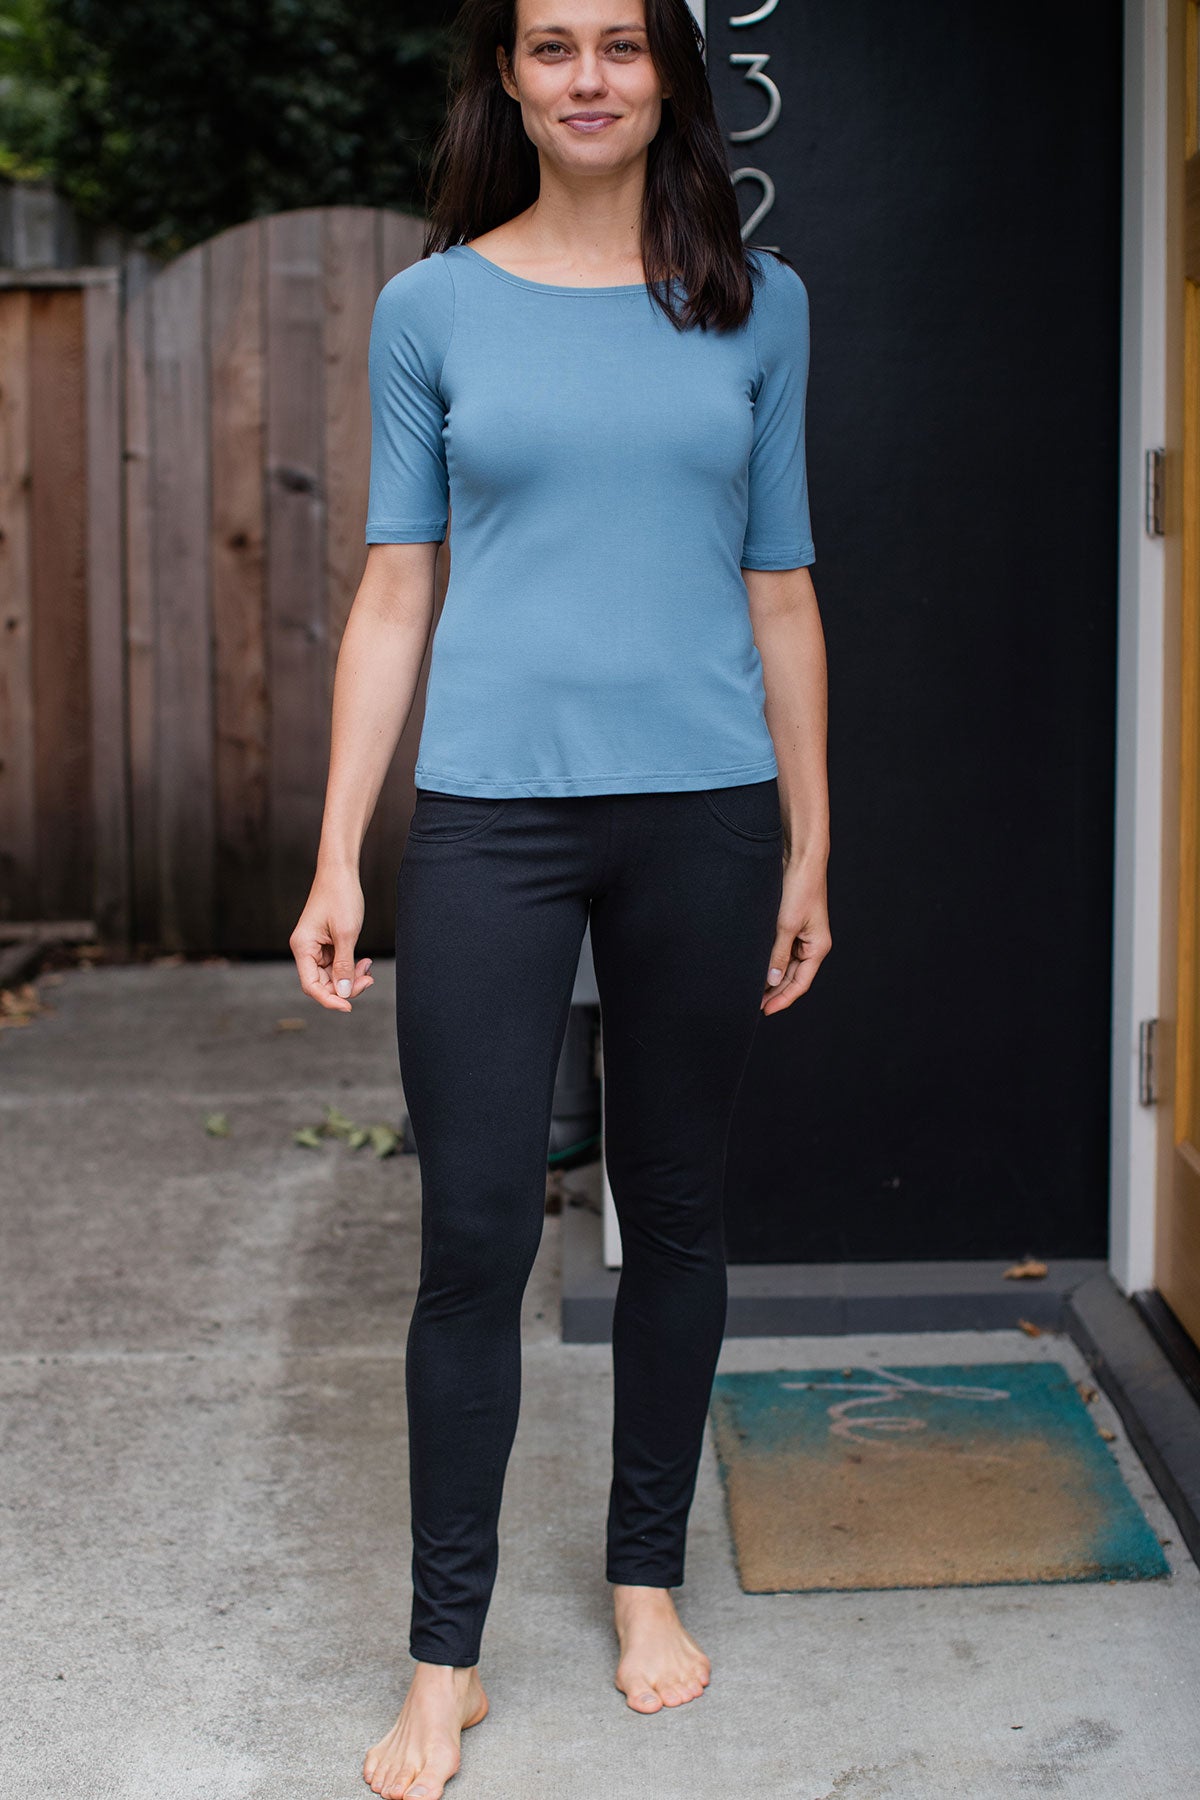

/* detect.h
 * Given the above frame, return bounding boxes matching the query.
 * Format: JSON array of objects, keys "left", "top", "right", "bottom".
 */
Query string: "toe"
[
  {"left": 405, "top": 1757, "right": 460, "bottom": 1798},
  {"left": 379, "top": 1772, "right": 418, "bottom": 1800},
  {"left": 631, "top": 1688, "right": 663, "bottom": 1712}
]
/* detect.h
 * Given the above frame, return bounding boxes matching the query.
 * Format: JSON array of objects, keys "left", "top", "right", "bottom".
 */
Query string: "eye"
[{"left": 533, "top": 37, "right": 643, "bottom": 56}]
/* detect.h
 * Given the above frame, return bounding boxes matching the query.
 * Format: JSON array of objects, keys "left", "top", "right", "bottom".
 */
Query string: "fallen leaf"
[
  {"left": 1076, "top": 1382, "right": 1098, "bottom": 1404},
  {"left": 322, "top": 1105, "right": 358, "bottom": 1140},
  {"left": 1003, "top": 1257, "right": 1048, "bottom": 1279},
  {"left": 294, "top": 1126, "right": 324, "bottom": 1149},
  {"left": 369, "top": 1123, "right": 400, "bottom": 1158},
  {"left": 274, "top": 1017, "right": 307, "bottom": 1033},
  {"left": 204, "top": 1112, "right": 230, "bottom": 1137},
  {"left": 1017, "top": 1317, "right": 1042, "bottom": 1336},
  {"left": 1097, "top": 1425, "right": 1116, "bottom": 1441},
  {"left": 0, "top": 983, "right": 49, "bottom": 1029}
]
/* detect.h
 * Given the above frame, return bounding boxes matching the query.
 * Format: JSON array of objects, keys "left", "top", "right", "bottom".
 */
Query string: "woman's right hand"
[{"left": 289, "top": 868, "right": 375, "bottom": 1013}]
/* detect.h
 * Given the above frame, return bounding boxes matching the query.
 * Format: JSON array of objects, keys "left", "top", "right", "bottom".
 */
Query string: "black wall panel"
[{"left": 708, "top": 3, "right": 1124, "bottom": 1260}]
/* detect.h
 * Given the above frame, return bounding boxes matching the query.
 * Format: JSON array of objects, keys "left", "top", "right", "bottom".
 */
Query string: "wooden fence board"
[
  {"left": 84, "top": 276, "right": 129, "bottom": 943},
  {"left": 0, "top": 290, "right": 36, "bottom": 920},
  {"left": 123, "top": 255, "right": 160, "bottom": 947},
  {"left": 266, "top": 209, "right": 327, "bottom": 948},
  {"left": 210, "top": 219, "right": 270, "bottom": 952},
  {"left": 379, "top": 209, "right": 426, "bottom": 283},
  {"left": 151, "top": 246, "right": 213, "bottom": 950},
  {"left": 30, "top": 287, "right": 90, "bottom": 919}
]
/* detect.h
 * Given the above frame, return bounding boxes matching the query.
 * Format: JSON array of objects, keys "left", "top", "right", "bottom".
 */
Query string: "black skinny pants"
[{"left": 394, "top": 778, "right": 785, "bottom": 1666}]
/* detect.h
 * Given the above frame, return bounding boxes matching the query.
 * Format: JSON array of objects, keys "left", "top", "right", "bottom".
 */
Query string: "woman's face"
[{"left": 498, "top": 0, "right": 670, "bottom": 173}]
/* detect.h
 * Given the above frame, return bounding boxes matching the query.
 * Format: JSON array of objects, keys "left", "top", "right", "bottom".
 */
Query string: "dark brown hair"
[{"left": 420, "top": 0, "right": 780, "bottom": 331}]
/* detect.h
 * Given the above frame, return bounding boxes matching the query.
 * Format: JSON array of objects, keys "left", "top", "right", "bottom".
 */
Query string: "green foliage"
[
  {"left": 0, "top": 0, "right": 64, "bottom": 178},
  {"left": 0, "top": 0, "right": 453, "bottom": 256},
  {"left": 294, "top": 1103, "right": 403, "bottom": 1157}
]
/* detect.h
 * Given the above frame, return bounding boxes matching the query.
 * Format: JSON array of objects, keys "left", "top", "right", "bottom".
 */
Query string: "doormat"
[{"left": 708, "top": 1363, "right": 1170, "bottom": 1592}]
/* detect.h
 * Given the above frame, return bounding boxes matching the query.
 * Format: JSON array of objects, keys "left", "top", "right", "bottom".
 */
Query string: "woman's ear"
[{"left": 497, "top": 47, "right": 517, "bottom": 101}]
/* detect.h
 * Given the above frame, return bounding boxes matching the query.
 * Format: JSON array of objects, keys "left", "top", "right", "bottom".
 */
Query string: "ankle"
[
  {"left": 613, "top": 1582, "right": 676, "bottom": 1613},
  {"left": 412, "top": 1658, "right": 480, "bottom": 1681}
]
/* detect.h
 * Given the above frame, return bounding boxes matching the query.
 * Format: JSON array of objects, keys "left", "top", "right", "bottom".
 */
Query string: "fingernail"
[
  {"left": 336, "top": 979, "right": 352, "bottom": 997},
  {"left": 767, "top": 968, "right": 783, "bottom": 985}
]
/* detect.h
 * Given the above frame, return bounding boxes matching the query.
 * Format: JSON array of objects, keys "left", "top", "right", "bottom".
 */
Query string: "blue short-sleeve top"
[{"left": 365, "top": 242, "right": 815, "bottom": 798}]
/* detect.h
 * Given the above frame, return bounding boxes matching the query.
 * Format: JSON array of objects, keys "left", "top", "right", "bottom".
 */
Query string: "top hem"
[
  {"left": 365, "top": 521, "right": 448, "bottom": 543},
  {"left": 740, "top": 544, "right": 817, "bottom": 571},
  {"left": 412, "top": 758, "right": 779, "bottom": 798}
]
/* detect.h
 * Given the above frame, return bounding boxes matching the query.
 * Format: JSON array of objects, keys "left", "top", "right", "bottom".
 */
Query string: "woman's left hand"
[{"left": 761, "top": 855, "right": 831, "bottom": 1014}]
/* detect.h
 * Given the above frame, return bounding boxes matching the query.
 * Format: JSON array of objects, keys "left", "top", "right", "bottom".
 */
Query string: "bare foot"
[
  {"left": 362, "top": 1662, "right": 489, "bottom": 1799},
  {"left": 612, "top": 1583, "right": 712, "bottom": 1713}
]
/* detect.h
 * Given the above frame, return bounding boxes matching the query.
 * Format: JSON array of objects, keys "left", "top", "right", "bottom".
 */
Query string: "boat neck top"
[{"left": 365, "top": 240, "right": 816, "bottom": 798}]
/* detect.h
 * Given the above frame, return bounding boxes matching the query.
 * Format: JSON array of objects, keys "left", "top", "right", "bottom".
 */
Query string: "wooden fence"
[{"left": 0, "top": 205, "right": 441, "bottom": 955}]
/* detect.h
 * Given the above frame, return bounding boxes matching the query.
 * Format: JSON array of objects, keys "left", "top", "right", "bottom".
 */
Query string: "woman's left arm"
[{"left": 744, "top": 563, "right": 832, "bottom": 1015}]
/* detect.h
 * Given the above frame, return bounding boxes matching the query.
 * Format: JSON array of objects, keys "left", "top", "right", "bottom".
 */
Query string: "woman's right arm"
[{"left": 289, "top": 539, "right": 440, "bottom": 1012}]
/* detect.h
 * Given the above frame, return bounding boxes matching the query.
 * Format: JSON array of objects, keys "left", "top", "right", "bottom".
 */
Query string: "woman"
[{"left": 289, "top": 0, "right": 830, "bottom": 1792}]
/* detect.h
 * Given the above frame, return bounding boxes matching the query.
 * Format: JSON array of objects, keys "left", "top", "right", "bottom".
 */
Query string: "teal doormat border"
[{"left": 709, "top": 1362, "right": 1171, "bottom": 1594}]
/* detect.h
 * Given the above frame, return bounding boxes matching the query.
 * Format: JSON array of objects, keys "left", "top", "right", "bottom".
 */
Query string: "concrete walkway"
[{"left": 2, "top": 958, "right": 1199, "bottom": 1800}]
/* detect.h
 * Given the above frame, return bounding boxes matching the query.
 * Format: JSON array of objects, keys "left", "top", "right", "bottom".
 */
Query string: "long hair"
[{"left": 419, "top": 0, "right": 777, "bottom": 331}]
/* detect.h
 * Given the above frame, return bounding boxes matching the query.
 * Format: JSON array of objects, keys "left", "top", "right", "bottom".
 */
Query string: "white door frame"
[{"left": 1111, "top": 0, "right": 1170, "bottom": 1295}]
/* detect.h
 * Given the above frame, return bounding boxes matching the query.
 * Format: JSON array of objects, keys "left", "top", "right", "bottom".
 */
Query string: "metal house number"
[{"left": 727, "top": 0, "right": 782, "bottom": 249}]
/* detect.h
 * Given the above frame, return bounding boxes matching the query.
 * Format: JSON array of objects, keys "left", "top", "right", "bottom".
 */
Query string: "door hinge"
[
  {"left": 1145, "top": 447, "right": 1165, "bottom": 537},
  {"left": 1139, "top": 1017, "right": 1159, "bottom": 1106}
]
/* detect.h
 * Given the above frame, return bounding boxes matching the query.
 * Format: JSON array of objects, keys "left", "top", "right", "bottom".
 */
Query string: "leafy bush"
[{"left": 0, "top": 0, "right": 453, "bottom": 255}]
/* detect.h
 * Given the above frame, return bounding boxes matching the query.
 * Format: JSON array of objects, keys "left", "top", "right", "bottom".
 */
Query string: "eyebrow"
[{"left": 522, "top": 22, "right": 647, "bottom": 34}]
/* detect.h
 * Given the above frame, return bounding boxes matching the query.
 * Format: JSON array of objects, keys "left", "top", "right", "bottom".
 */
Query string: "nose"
[{"left": 569, "top": 50, "right": 608, "bottom": 95}]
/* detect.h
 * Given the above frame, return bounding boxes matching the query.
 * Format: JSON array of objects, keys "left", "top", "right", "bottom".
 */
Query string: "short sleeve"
[
  {"left": 365, "top": 256, "right": 454, "bottom": 545},
  {"left": 740, "top": 253, "right": 816, "bottom": 571}
]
